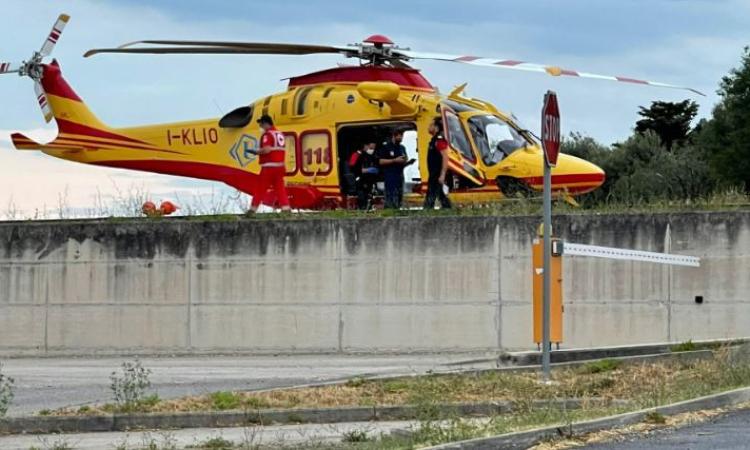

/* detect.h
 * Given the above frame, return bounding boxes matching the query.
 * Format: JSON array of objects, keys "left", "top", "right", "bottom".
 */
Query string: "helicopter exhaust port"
[{"left": 496, "top": 176, "right": 535, "bottom": 198}]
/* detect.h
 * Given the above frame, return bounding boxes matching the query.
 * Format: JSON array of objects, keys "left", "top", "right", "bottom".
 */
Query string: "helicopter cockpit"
[
  {"left": 467, "top": 114, "right": 529, "bottom": 166},
  {"left": 441, "top": 100, "right": 534, "bottom": 168}
]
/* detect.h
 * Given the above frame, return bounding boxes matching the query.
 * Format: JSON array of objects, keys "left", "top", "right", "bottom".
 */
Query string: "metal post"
[{"left": 542, "top": 160, "right": 552, "bottom": 381}]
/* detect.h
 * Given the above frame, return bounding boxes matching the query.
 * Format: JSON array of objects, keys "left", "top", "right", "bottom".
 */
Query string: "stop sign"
[{"left": 541, "top": 91, "right": 561, "bottom": 167}]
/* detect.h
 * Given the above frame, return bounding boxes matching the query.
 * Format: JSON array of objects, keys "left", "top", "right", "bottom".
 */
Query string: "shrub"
[
  {"left": 0, "top": 362, "right": 14, "bottom": 417},
  {"left": 110, "top": 359, "right": 153, "bottom": 409},
  {"left": 210, "top": 391, "right": 242, "bottom": 411}
]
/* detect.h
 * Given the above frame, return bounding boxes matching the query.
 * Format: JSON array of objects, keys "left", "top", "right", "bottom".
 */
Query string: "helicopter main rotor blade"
[
  {"left": 395, "top": 49, "right": 705, "bottom": 96},
  {"left": 39, "top": 14, "right": 70, "bottom": 57},
  {"left": 85, "top": 41, "right": 358, "bottom": 58}
]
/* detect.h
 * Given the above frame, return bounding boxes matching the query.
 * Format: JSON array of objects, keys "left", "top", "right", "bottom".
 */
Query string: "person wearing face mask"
[{"left": 349, "top": 139, "right": 379, "bottom": 209}]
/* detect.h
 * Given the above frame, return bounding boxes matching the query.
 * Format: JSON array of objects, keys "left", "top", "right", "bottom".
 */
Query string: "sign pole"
[
  {"left": 542, "top": 155, "right": 552, "bottom": 382},
  {"left": 540, "top": 90, "right": 559, "bottom": 383}
]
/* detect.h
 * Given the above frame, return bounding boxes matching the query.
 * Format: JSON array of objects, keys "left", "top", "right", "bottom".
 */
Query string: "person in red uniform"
[
  {"left": 249, "top": 114, "right": 291, "bottom": 213},
  {"left": 423, "top": 117, "right": 452, "bottom": 209}
]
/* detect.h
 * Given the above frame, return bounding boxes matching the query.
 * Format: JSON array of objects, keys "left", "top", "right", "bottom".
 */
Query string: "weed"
[
  {"left": 238, "top": 425, "right": 261, "bottom": 449},
  {"left": 644, "top": 410, "right": 667, "bottom": 424},
  {"left": 32, "top": 437, "right": 75, "bottom": 450},
  {"left": 341, "top": 429, "right": 370, "bottom": 443},
  {"left": 210, "top": 391, "right": 242, "bottom": 410},
  {"left": 382, "top": 380, "right": 410, "bottom": 393},
  {"left": 37, "top": 409, "right": 51, "bottom": 416},
  {"left": 140, "top": 394, "right": 161, "bottom": 409},
  {"left": 110, "top": 359, "right": 153, "bottom": 411},
  {"left": 582, "top": 376, "right": 617, "bottom": 394},
  {"left": 243, "top": 396, "right": 270, "bottom": 409},
  {"left": 191, "top": 436, "right": 235, "bottom": 449},
  {"left": 345, "top": 377, "right": 366, "bottom": 388},
  {"left": 77, "top": 405, "right": 91, "bottom": 414},
  {"left": 0, "top": 362, "right": 14, "bottom": 416},
  {"left": 112, "top": 436, "right": 129, "bottom": 450},
  {"left": 671, "top": 340, "right": 698, "bottom": 352},
  {"left": 140, "top": 432, "right": 178, "bottom": 450},
  {"left": 578, "top": 359, "right": 623, "bottom": 374}
]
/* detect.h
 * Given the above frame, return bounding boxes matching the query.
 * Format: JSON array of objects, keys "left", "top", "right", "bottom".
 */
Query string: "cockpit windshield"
[{"left": 468, "top": 115, "right": 529, "bottom": 166}]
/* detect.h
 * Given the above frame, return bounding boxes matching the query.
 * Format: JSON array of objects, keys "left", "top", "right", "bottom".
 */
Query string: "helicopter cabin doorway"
[{"left": 336, "top": 122, "right": 419, "bottom": 207}]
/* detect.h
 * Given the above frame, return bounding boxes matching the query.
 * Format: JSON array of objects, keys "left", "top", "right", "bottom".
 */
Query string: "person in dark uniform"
[
  {"left": 348, "top": 140, "right": 379, "bottom": 209},
  {"left": 424, "top": 117, "right": 452, "bottom": 209},
  {"left": 377, "top": 129, "right": 410, "bottom": 209}
]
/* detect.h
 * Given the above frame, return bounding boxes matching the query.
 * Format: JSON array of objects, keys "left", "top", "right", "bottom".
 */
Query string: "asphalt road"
[
  {"left": 0, "top": 354, "right": 491, "bottom": 416},
  {"left": 582, "top": 407, "right": 750, "bottom": 450}
]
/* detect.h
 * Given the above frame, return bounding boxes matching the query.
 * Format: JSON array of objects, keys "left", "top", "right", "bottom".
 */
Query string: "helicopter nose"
[{"left": 551, "top": 154, "right": 606, "bottom": 195}]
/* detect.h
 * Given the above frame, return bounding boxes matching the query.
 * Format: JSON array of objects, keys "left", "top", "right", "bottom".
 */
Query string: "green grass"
[
  {"left": 577, "top": 359, "right": 623, "bottom": 374},
  {"left": 644, "top": 411, "right": 667, "bottom": 424},
  {"left": 101, "top": 393, "right": 161, "bottom": 414},
  {"left": 210, "top": 391, "right": 242, "bottom": 411},
  {"left": 25, "top": 188, "right": 749, "bottom": 227},
  {"left": 188, "top": 436, "right": 235, "bottom": 449},
  {"left": 671, "top": 340, "right": 699, "bottom": 352}
]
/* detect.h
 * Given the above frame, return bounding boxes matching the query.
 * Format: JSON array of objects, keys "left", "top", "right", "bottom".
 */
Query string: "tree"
[
  {"left": 635, "top": 100, "right": 699, "bottom": 151},
  {"left": 562, "top": 131, "right": 714, "bottom": 206},
  {"left": 700, "top": 46, "right": 750, "bottom": 192}
]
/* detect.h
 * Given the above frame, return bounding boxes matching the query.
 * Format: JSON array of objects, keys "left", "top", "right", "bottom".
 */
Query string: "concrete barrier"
[{"left": 0, "top": 211, "right": 748, "bottom": 355}]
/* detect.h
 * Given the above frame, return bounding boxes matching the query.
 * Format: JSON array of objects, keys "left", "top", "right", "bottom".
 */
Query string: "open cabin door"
[{"left": 440, "top": 104, "right": 486, "bottom": 187}]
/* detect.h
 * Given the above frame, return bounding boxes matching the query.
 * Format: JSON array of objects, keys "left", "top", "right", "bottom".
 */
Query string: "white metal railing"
[{"left": 563, "top": 242, "right": 700, "bottom": 267}]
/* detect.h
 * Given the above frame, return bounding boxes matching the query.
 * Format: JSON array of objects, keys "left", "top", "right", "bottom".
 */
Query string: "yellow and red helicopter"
[{"left": 1, "top": 14, "right": 702, "bottom": 210}]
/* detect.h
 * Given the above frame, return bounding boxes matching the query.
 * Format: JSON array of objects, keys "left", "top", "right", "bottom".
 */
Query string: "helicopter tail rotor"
[
  {"left": 39, "top": 14, "right": 70, "bottom": 58},
  {"left": 34, "top": 80, "right": 54, "bottom": 123},
  {"left": 0, "top": 62, "right": 19, "bottom": 75},
  {"left": 0, "top": 14, "right": 70, "bottom": 122}
]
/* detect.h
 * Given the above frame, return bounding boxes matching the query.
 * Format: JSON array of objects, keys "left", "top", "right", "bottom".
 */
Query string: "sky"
[{"left": 0, "top": 0, "right": 747, "bottom": 218}]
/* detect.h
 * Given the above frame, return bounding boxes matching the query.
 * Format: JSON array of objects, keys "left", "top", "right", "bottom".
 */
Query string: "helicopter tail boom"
[
  {"left": 40, "top": 60, "right": 109, "bottom": 134},
  {"left": 11, "top": 60, "right": 127, "bottom": 154}
]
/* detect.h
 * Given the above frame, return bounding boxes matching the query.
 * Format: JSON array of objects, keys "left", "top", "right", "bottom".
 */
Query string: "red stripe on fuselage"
[
  {"left": 55, "top": 138, "right": 187, "bottom": 155},
  {"left": 56, "top": 119, "right": 147, "bottom": 145},
  {"left": 523, "top": 173, "right": 605, "bottom": 186},
  {"left": 57, "top": 135, "right": 185, "bottom": 154}
]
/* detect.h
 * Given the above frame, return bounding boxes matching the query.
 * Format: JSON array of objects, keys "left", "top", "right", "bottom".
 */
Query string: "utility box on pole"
[{"left": 533, "top": 237, "right": 563, "bottom": 346}]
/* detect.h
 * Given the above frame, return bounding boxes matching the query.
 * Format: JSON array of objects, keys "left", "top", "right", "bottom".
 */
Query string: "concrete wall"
[{"left": 0, "top": 212, "right": 748, "bottom": 355}]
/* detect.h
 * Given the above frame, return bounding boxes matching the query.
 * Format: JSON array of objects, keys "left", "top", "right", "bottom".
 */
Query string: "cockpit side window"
[
  {"left": 468, "top": 114, "right": 529, "bottom": 166},
  {"left": 444, "top": 110, "right": 475, "bottom": 161}
]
